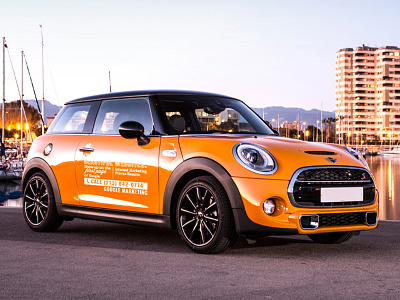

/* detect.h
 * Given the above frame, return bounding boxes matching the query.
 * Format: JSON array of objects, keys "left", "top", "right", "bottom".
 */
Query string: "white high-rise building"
[{"left": 335, "top": 46, "right": 400, "bottom": 145}]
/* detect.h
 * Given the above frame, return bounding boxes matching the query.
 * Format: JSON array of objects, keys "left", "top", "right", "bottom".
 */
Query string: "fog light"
[{"left": 263, "top": 199, "right": 276, "bottom": 215}]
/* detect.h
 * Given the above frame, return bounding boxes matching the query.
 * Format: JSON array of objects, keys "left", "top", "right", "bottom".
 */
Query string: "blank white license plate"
[{"left": 320, "top": 187, "right": 363, "bottom": 203}]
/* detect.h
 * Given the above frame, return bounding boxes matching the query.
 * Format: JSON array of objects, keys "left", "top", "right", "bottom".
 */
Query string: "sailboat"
[{"left": 1, "top": 37, "right": 26, "bottom": 181}]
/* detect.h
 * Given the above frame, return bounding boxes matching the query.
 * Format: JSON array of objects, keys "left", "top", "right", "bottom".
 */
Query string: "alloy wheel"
[
  {"left": 24, "top": 176, "right": 50, "bottom": 226},
  {"left": 179, "top": 184, "right": 219, "bottom": 247}
]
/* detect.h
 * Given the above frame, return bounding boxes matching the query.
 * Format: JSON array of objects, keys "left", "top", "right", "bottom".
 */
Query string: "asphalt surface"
[{"left": 1, "top": 207, "right": 399, "bottom": 299}]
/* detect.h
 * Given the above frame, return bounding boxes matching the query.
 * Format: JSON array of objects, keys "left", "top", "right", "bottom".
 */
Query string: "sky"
[{"left": 1, "top": 0, "right": 400, "bottom": 111}]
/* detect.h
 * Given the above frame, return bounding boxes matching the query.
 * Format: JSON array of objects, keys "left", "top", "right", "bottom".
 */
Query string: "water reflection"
[
  {"left": 0, "top": 181, "right": 23, "bottom": 207},
  {"left": 1, "top": 156, "right": 399, "bottom": 220},
  {"left": 367, "top": 155, "right": 400, "bottom": 221}
]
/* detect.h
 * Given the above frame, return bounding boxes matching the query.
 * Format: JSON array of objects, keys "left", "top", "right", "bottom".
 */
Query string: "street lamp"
[
  {"left": 388, "top": 132, "right": 392, "bottom": 148},
  {"left": 347, "top": 131, "right": 351, "bottom": 146},
  {"left": 25, "top": 123, "right": 29, "bottom": 143},
  {"left": 305, "top": 130, "right": 309, "bottom": 141}
]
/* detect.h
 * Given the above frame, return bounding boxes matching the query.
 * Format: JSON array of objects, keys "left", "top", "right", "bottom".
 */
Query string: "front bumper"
[{"left": 231, "top": 176, "right": 379, "bottom": 236}]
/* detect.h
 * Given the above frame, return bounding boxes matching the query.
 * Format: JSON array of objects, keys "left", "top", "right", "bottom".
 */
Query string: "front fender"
[
  {"left": 162, "top": 157, "right": 244, "bottom": 217},
  {"left": 22, "top": 158, "right": 62, "bottom": 206}
]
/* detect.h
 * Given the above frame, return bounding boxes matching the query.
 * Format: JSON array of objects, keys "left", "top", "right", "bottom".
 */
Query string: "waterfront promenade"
[{"left": 1, "top": 207, "right": 399, "bottom": 299}]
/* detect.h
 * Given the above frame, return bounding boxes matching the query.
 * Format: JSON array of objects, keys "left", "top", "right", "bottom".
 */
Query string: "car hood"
[{"left": 177, "top": 134, "right": 367, "bottom": 180}]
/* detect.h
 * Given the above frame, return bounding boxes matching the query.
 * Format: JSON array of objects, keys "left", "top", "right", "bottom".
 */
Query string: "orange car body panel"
[
  {"left": 74, "top": 135, "right": 161, "bottom": 213},
  {"left": 24, "top": 86, "right": 379, "bottom": 238},
  {"left": 28, "top": 132, "right": 378, "bottom": 233},
  {"left": 27, "top": 134, "right": 87, "bottom": 206},
  {"left": 177, "top": 135, "right": 378, "bottom": 232}
]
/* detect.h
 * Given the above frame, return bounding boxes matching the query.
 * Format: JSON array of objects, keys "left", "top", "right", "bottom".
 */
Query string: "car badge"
[{"left": 326, "top": 157, "right": 337, "bottom": 163}]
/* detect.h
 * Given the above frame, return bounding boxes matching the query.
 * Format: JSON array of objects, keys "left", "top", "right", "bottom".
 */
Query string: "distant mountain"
[
  {"left": 252, "top": 106, "right": 335, "bottom": 127},
  {"left": 25, "top": 100, "right": 62, "bottom": 120}
]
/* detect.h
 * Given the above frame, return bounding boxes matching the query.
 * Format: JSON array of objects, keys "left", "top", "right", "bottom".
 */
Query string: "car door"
[
  {"left": 44, "top": 101, "right": 100, "bottom": 206},
  {"left": 74, "top": 97, "right": 161, "bottom": 214}
]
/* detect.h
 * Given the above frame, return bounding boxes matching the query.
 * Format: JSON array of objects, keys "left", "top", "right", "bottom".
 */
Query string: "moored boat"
[{"left": 378, "top": 147, "right": 400, "bottom": 155}]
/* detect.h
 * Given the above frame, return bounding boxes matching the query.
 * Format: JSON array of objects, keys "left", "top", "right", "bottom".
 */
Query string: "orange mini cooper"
[{"left": 22, "top": 90, "right": 378, "bottom": 253}]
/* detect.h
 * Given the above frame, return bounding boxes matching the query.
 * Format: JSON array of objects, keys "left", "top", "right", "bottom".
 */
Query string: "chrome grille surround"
[{"left": 288, "top": 166, "right": 377, "bottom": 208}]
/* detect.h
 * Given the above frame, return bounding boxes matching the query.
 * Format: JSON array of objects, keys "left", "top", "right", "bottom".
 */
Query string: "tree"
[
  {"left": 322, "top": 117, "right": 336, "bottom": 143},
  {"left": 0, "top": 100, "right": 41, "bottom": 138},
  {"left": 305, "top": 125, "right": 321, "bottom": 142}
]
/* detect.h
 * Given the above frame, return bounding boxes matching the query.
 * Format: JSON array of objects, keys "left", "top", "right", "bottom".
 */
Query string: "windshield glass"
[{"left": 158, "top": 95, "right": 274, "bottom": 135}]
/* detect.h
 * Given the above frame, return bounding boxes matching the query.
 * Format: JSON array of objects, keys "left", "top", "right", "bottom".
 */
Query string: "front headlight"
[
  {"left": 343, "top": 146, "right": 369, "bottom": 169},
  {"left": 233, "top": 143, "right": 277, "bottom": 174}
]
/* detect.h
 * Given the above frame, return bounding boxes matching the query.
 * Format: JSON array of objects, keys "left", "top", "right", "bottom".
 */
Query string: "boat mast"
[
  {"left": 321, "top": 101, "right": 323, "bottom": 143},
  {"left": 2, "top": 37, "right": 5, "bottom": 144},
  {"left": 21, "top": 51, "right": 23, "bottom": 157},
  {"left": 40, "top": 25, "right": 45, "bottom": 134},
  {"left": 109, "top": 71, "right": 112, "bottom": 93}
]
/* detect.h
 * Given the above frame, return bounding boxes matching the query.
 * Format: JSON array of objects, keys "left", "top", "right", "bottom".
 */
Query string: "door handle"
[{"left": 79, "top": 147, "right": 95, "bottom": 152}]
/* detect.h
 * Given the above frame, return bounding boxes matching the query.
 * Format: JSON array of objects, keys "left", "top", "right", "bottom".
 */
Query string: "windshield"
[{"left": 158, "top": 95, "right": 274, "bottom": 135}]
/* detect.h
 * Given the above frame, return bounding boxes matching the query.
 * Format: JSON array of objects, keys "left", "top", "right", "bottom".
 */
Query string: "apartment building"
[
  {"left": 335, "top": 45, "right": 400, "bottom": 145},
  {"left": 280, "top": 120, "right": 302, "bottom": 131}
]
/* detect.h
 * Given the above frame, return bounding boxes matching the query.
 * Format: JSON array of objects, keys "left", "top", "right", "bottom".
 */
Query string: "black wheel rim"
[
  {"left": 179, "top": 185, "right": 219, "bottom": 247},
  {"left": 24, "top": 177, "right": 49, "bottom": 226}
]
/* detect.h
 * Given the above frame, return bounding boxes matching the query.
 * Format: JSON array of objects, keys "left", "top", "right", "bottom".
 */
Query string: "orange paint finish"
[
  {"left": 21, "top": 90, "right": 380, "bottom": 253},
  {"left": 158, "top": 136, "right": 183, "bottom": 214},
  {"left": 178, "top": 135, "right": 364, "bottom": 180},
  {"left": 232, "top": 176, "right": 378, "bottom": 232},
  {"left": 27, "top": 134, "right": 88, "bottom": 206},
  {"left": 28, "top": 132, "right": 378, "bottom": 235},
  {"left": 75, "top": 135, "right": 160, "bottom": 213}
]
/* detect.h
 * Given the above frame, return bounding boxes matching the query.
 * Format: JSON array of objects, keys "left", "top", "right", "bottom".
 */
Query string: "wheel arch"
[
  {"left": 163, "top": 157, "right": 244, "bottom": 230},
  {"left": 22, "top": 158, "right": 62, "bottom": 206}
]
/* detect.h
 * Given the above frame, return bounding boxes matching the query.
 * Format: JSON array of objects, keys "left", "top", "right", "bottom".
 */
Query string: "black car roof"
[{"left": 65, "top": 90, "right": 238, "bottom": 104}]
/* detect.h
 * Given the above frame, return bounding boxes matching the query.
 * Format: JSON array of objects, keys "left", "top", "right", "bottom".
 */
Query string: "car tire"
[
  {"left": 307, "top": 231, "right": 354, "bottom": 244},
  {"left": 23, "top": 172, "right": 64, "bottom": 232},
  {"left": 176, "top": 175, "right": 237, "bottom": 254}
]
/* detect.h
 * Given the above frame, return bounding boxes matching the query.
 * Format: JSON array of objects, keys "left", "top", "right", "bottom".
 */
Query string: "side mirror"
[
  {"left": 119, "top": 121, "right": 150, "bottom": 146},
  {"left": 272, "top": 128, "right": 280, "bottom": 136}
]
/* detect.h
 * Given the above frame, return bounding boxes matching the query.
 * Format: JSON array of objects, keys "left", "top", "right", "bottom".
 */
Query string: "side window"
[
  {"left": 47, "top": 103, "right": 94, "bottom": 134},
  {"left": 92, "top": 98, "right": 154, "bottom": 135}
]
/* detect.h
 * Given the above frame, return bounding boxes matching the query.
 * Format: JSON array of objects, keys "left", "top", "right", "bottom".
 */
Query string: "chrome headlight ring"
[{"left": 233, "top": 143, "right": 277, "bottom": 175}]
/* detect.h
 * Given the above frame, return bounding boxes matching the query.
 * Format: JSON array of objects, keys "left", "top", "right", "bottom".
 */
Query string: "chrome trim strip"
[
  {"left": 79, "top": 147, "right": 95, "bottom": 152},
  {"left": 365, "top": 212, "right": 378, "bottom": 226},
  {"left": 296, "top": 180, "right": 372, "bottom": 184},
  {"left": 299, "top": 214, "right": 319, "bottom": 230}
]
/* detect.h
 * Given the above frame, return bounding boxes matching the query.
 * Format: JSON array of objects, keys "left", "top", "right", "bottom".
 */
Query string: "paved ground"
[{"left": 1, "top": 207, "right": 399, "bottom": 299}]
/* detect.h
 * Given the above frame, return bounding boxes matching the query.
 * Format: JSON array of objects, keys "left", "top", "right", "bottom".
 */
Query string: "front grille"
[
  {"left": 296, "top": 168, "right": 368, "bottom": 182},
  {"left": 288, "top": 166, "right": 376, "bottom": 208},
  {"left": 319, "top": 212, "right": 365, "bottom": 227}
]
